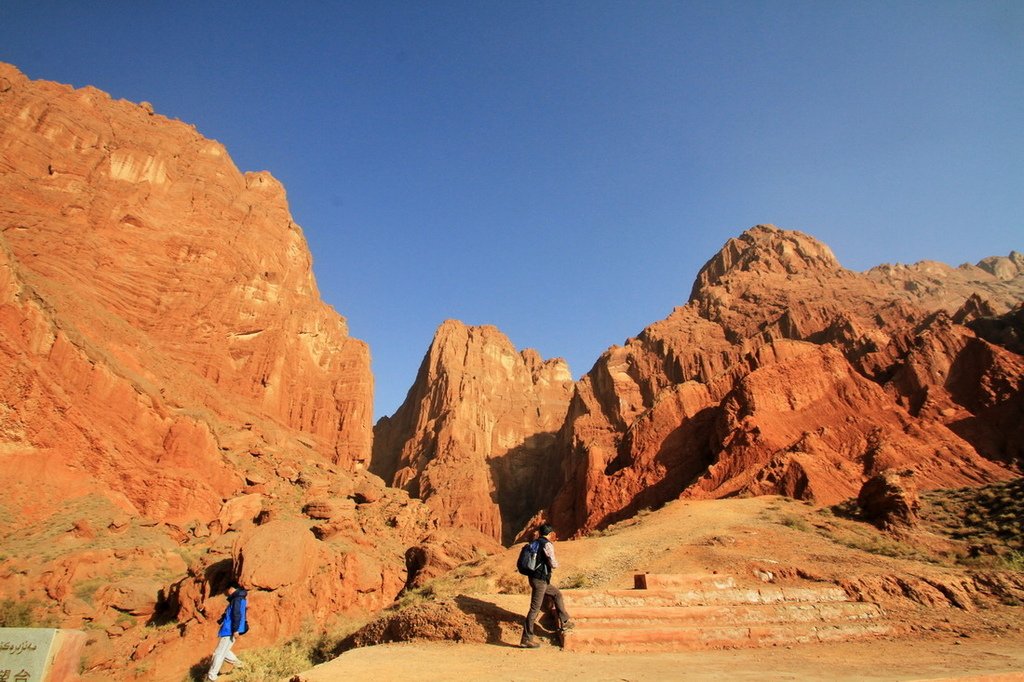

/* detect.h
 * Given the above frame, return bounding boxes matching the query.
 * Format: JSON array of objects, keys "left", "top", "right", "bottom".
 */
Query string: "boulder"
[
  {"left": 858, "top": 470, "right": 922, "bottom": 529},
  {"left": 94, "top": 579, "right": 161, "bottom": 617},
  {"left": 234, "top": 520, "right": 318, "bottom": 591},
  {"left": 217, "top": 494, "right": 264, "bottom": 532}
]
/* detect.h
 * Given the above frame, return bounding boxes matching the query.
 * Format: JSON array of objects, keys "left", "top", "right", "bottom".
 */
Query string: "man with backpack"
[
  {"left": 206, "top": 580, "right": 249, "bottom": 680},
  {"left": 519, "top": 523, "right": 574, "bottom": 648}
]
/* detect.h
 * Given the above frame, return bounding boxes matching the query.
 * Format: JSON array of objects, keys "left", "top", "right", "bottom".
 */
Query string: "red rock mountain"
[
  {"left": 372, "top": 320, "right": 574, "bottom": 543},
  {"left": 372, "top": 227, "right": 1021, "bottom": 542},
  {"left": 3, "top": 63, "right": 1022, "bottom": 679},
  {"left": 0, "top": 63, "right": 504, "bottom": 681},
  {"left": 546, "top": 226, "right": 1021, "bottom": 534}
]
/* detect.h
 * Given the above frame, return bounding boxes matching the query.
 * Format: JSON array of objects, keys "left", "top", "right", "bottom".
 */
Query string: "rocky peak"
[
  {"left": 976, "top": 251, "right": 1024, "bottom": 281},
  {"left": 689, "top": 224, "right": 841, "bottom": 302},
  {"left": 371, "top": 320, "right": 573, "bottom": 543},
  {"left": 546, "top": 224, "right": 1021, "bottom": 536}
]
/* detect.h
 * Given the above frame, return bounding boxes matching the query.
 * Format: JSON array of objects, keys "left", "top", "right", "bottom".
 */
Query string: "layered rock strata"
[
  {"left": 548, "top": 226, "right": 1021, "bottom": 535},
  {"left": 372, "top": 320, "right": 574, "bottom": 543},
  {"left": 0, "top": 62, "right": 372, "bottom": 481},
  {"left": 0, "top": 63, "right": 466, "bottom": 681}
]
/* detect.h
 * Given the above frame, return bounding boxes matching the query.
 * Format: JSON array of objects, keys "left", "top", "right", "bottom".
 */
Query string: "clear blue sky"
[{"left": 2, "top": 2, "right": 1021, "bottom": 420}]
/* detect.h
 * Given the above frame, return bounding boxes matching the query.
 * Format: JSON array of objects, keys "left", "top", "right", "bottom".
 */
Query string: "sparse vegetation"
[
  {"left": 778, "top": 514, "right": 811, "bottom": 532},
  {"left": 185, "top": 618, "right": 367, "bottom": 682},
  {"left": 0, "top": 598, "right": 58, "bottom": 627},
  {"left": 839, "top": 532, "right": 930, "bottom": 561},
  {"left": 229, "top": 637, "right": 315, "bottom": 682},
  {"left": 0, "top": 598, "right": 35, "bottom": 627},
  {"left": 923, "top": 479, "right": 1024, "bottom": 551},
  {"left": 73, "top": 577, "right": 108, "bottom": 605},
  {"left": 393, "top": 584, "right": 436, "bottom": 610},
  {"left": 1004, "top": 550, "right": 1024, "bottom": 573},
  {"left": 818, "top": 479, "right": 1024, "bottom": 568},
  {"left": 560, "top": 571, "right": 596, "bottom": 589},
  {"left": 494, "top": 572, "right": 526, "bottom": 594}
]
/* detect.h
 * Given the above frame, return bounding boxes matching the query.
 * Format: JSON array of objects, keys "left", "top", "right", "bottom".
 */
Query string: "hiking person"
[
  {"left": 206, "top": 580, "right": 249, "bottom": 680},
  {"left": 520, "top": 523, "right": 574, "bottom": 648}
]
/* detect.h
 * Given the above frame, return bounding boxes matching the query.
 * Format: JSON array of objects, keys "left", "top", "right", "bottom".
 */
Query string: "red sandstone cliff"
[
  {"left": 3, "top": 60, "right": 1022, "bottom": 678},
  {"left": 547, "top": 226, "right": 1021, "bottom": 535},
  {"left": 0, "top": 62, "right": 372, "bottom": 477},
  {"left": 372, "top": 320, "right": 574, "bottom": 543},
  {"left": 0, "top": 63, "right": 496, "bottom": 681}
]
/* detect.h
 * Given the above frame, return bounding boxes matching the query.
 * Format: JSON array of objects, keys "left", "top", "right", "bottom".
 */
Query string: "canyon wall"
[
  {"left": 0, "top": 62, "right": 372, "bottom": 481},
  {"left": 0, "top": 63, "right": 493, "bottom": 681},
  {"left": 372, "top": 320, "right": 574, "bottom": 543},
  {"left": 547, "top": 226, "right": 1022, "bottom": 534}
]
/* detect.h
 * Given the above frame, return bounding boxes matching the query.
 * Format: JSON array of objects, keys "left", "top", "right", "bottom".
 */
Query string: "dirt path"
[
  {"left": 292, "top": 635, "right": 1024, "bottom": 682},
  {"left": 290, "top": 496, "right": 1024, "bottom": 681}
]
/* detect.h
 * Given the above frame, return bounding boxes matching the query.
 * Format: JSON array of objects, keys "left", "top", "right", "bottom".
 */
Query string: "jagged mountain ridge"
[
  {"left": 376, "top": 225, "right": 1022, "bottom": 539},
  {"left": 372, "top": 319, "right": 574, "bottom": 543},
  {"left": 551, "top": 226, "right": 1022, "bottom": 534}
]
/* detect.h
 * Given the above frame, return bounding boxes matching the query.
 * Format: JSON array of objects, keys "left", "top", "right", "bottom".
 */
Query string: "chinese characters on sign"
[{"left": 0, "top": 670, "right": 33, "bottom": 681}]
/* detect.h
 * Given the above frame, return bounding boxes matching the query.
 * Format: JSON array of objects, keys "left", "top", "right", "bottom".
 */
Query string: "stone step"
[
  {"left": 562, "top": 621, "right": 891, "bottom": 653},
  {"left": 565, "top": 584, "right": 849, "bottom": 608},
  {"left": 633, "top": 573, "right": 736, "bottom": 590},
  {"left": 557, "top": 574, "right": 890, "bottom": 652},
  {"left": 571, "top": 601, "right": 884, "bottom": 627}
]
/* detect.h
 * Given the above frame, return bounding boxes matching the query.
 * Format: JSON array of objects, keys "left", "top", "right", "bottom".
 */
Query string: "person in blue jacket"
[{"left": 206, "top": 581, "right": 249, "bottom": 680}]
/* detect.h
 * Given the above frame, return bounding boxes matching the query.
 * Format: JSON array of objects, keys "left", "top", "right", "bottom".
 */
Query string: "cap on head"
[{"left": 539, "top": 523, "right": 554, "bottom": 536}]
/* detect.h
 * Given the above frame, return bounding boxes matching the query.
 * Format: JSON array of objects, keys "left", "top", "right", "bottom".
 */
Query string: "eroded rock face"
[
  {"left": 685, "top": 343, "right": 1007, "bottom": 503},
  {"left": 547, "top": 225, "right": 1021, "bottom": 535},
  {"left": 0, "top": 61, "right": 373, "bottom": 482},
  {"left": 858, "top": 470, "right": 922, "bottom": 529},
  {"left": 0, "top": 63, "right": 444, "bottom": 681},
  {"left": 371, "top": 320, "right": 574, "bottom": 543}
]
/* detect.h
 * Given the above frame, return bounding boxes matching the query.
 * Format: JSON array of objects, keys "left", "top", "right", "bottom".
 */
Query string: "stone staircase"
[{"left": 559, "top": 573, "right": 890, "bottom": 652}]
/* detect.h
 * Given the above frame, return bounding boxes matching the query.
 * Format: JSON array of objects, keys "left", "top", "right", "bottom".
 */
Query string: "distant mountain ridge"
[{"left": 375, "top": 225, "right": 1022, "bottom": 539}]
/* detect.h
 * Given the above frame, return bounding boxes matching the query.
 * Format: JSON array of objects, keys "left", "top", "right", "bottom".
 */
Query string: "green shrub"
[
  {"left": 1004, "top": 550, "right": 1024, "bottom": 573},
  {"left": 0, "top": 599, "right": 35, "bottom": 627},
  {"left": 779, "top": 515, "right": 811, "bottom": 532}
]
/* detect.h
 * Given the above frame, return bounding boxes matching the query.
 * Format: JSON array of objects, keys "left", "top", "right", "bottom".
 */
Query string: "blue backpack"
[{"left": 516, "top": 538, "right": 548, "bottom": 576}]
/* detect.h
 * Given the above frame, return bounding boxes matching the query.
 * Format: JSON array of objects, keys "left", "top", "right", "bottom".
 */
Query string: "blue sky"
[{"left": 2, "top": 2, "right": 1021, "bottom": 419}]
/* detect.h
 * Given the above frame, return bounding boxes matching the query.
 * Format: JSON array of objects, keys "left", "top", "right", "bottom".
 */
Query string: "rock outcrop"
[
  {"left": 372, "top": 320, "right": 574, "bottom": 543},
  {"left": 0, "top": 61, "right": 373, "bottom": 480},
  {"left": 0, "top": 63, "right": 474, "bottom": 681},
  {"left": 858, "top": 470, "right": 922, "bottom": 530},
  {"left": 546, "top": 226, "right": 1021, "bottom": 535}
]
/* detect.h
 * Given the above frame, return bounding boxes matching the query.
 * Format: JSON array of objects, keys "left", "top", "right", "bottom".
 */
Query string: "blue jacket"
[{"left": 217, "top": 588, "right": 248, "bottom": 638}]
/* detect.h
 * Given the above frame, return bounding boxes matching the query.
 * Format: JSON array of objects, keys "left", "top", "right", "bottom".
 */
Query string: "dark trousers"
[{"left": 523, "top": 577, "right": 569, "bottom": 640}]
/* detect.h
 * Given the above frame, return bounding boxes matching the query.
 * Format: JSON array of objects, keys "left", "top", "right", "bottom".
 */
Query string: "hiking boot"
[
  {"left": 520, "top": 638, "right": 541, "bottom": 649},
  {"left": 560, "top": 620, "right": 576, "bottom": 631}
]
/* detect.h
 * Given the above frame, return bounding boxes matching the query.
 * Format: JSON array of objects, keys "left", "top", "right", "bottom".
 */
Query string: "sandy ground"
[
  {"left": 291, "top": 635, "right": 1024, "bottom": 682},
  {"left": 286, "top": 496, "right": 1024, "bottom": 682}
]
